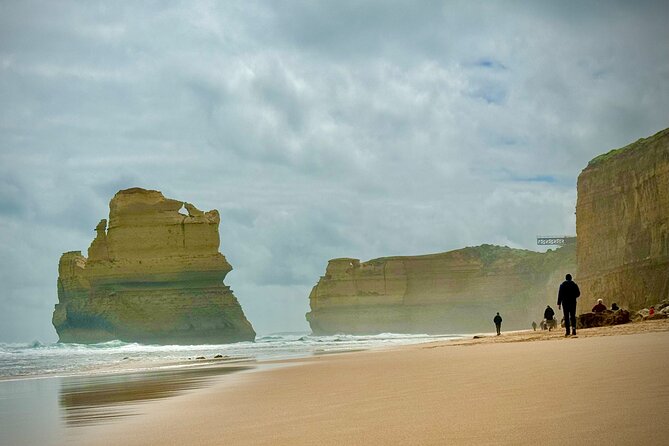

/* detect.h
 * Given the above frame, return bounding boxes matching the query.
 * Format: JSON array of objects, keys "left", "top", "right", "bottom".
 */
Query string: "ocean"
[
  {"left": 0, "top": 332, "right": 463, "bottom": 379},
  {"left": 0, "top": 332, "right": 464, "bottom": 445}
]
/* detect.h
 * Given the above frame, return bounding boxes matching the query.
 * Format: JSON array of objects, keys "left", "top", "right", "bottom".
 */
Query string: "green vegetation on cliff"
[{"left": 587, "top": 127, "right": 669, "bottom": 168}]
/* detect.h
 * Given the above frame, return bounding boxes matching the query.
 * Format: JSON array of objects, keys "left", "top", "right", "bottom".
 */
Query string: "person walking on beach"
[
  {"left": 557, "top": 274, "right": 580, "bottom": 337},
  {"left": 493, "top": 312, "right": 502, "bottom": 336},
  {"left": 532, "top": 321, "right": 537, "bottom": 331}
]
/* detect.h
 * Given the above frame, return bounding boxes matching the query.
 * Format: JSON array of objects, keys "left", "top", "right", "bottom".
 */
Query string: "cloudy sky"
[{"left": 1, "top": 1, "right": 667, "bottom": 342}]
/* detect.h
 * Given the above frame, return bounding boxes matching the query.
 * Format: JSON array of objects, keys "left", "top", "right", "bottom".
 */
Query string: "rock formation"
[
  {"left": 307, "top": 244, "right": 575, "bottom": 335},
  {"left": 631, "top": 300, "right": 669, "bottom": 322},
  {"left": 576, "top": 127, "right": 669, "bottom": 311},
  {"left": 53, "top": 188, "right": 256, "bottom": 344},
  {"left": 576, "top": 310, "right": 631, "bottom": 329}
]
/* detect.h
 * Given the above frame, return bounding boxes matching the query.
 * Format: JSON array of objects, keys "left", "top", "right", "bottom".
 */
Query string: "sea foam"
[{"left": 0, "top": 332, "right": 464, "bottom": 379}]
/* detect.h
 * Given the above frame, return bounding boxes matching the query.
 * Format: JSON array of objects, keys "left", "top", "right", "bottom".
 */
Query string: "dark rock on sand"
[{"left": 577, "top": 310, "right": 630, "bottom": 329}]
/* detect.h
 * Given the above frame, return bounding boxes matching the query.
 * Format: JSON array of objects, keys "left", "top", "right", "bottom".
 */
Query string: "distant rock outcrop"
[
  {"left": 306, "top": 244, "right": 575, "bottom": 335},
  {"left": 52, "top": 188, "right": 256, "bottom": 344},
  {"left": 576, "top": 128, "right": 669, "bottom": 311}
]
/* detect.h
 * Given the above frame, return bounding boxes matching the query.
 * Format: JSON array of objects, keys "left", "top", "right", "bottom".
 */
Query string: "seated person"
[
  {"left": 611, "top": 302, "right": 619, "bottom": 311},
  {"left": 592, "top": 299, "right": 607, "bottom": 313}
]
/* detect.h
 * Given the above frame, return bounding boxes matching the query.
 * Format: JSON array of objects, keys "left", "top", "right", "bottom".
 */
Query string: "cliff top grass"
[
  {"left": 326, "top": 243, "right": 575, "bottom": 279},
  {"left": 587, "top": 127, "right": 669, "bottom": 168},
  {"left": 362, "top": 243, "right": 568, "bottom": 265}
]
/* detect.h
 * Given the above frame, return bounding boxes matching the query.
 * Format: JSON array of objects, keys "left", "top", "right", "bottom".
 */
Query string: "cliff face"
[
  {"left": 52, "top": 188, "right": 256, "bottom": 344},
  {"left": 576, "top": 127, "right": 669, "bottom": 310},
  {"left": 307, "top": 244, "right": 575, "bottom": 335}
]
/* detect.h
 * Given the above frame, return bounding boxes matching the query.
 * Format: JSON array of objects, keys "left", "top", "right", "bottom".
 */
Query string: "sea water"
[
  {"left": 0, "top": 332, "right": 464, "bottom": 445},
  {"left": 0, "top": 332, "right": 463, "bottom": 379}
]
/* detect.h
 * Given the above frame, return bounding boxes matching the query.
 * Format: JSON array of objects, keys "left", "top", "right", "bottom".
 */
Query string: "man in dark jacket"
[
  {"left": 543, "top": 305, "right": 556, "bottom": 331},
  {"left": 557, "top": 274, "right": 580, "bottom": 336},
  {"left": 493, "top": 312, "right": 502, "bottom": 336}
]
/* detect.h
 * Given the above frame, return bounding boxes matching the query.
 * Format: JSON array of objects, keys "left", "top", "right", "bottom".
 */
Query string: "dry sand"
[{"left": 73, "top": 320, "right": 669, "bottom": 446}]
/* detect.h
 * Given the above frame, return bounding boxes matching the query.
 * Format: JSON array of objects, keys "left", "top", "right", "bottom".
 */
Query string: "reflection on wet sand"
[
  {"left": 59, "top": 364, "right": 252, "bottom": 427},
  {"left": 313, "top": 348, "right": 367, "bottom": 356}
]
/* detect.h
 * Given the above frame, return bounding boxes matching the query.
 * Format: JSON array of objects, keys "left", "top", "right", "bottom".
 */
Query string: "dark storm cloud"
[{"left": 0, "top": 1, "right": 668, "bottom": 340}]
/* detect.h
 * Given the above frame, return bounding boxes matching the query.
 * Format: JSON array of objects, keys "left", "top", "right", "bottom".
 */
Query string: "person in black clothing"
[
  {"left": 543, "top": 305, "right": 556, "bottom": 331},
  {"left": 592, "top": 299, "right": 607, "bottom": 313},
  {"left": 611, "top": 302, "right": 619, "bottom": 311},
  {"left": 557, "top": 273, "right": 580, "bottom": 336},
  {"left": 493, "top": 312, "right": 502, "bottom": 335}
]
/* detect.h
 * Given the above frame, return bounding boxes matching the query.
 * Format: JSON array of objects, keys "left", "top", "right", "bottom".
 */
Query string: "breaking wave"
[{"left": 0, "top": 332, "right": 465, "bottom": 379}]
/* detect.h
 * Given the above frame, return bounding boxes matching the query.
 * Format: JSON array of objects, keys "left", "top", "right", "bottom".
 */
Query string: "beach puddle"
[{"left": 59, "top": 364, "right": 252, "bottom": 427}]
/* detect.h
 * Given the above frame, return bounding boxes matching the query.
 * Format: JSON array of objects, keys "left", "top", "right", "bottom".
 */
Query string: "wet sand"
[
  {"left": 0, "top": 362, "right": 255, "bottom": 446},
  {"left": 59, "top": 364, "right": 253, "bottom": 427},
  {"left": 72, "top": 319, "right": 669, "bottom": 446}
]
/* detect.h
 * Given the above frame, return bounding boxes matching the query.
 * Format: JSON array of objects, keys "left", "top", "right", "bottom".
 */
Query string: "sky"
[{"left": 1, "top": 1, "right": 668, "bottom": 342}]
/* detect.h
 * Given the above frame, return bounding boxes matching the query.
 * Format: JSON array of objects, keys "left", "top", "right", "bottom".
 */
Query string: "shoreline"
[
  {"left": 0, "top": 355, "right": 259, "bottom": 383},
  {"left": 4, "top": 320, "right": 666, "bottom": 383},
  {"left": 67, "top": 319, "right": 669, "bottom": 446},
  {"left": 0, "top": 332, "right": 464, "bottom": 382}
]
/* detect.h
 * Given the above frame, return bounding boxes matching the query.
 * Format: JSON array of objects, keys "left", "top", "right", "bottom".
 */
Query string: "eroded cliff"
[
  {"left": 307, "top": 244, "right": 575, "bottom": 334},
  {"left": 52, "top": 188, "right": 256, "bottom": 344},
  {"left": 576, "top": 127, "right": 669, "bottom": 310}
]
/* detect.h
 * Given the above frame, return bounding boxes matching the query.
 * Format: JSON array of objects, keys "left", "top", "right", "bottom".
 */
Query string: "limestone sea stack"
[
  {"left": 52, "top": 188, "right": 256, "bottom": 344},
  {"left": 307, "top": 244, "right": 575, "bottom": 335},
  {"left": 576, "top": 127, "right": 669, "bottom": 310}
]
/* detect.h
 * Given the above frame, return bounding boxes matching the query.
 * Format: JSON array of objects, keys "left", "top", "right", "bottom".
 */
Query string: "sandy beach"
[{"left": 65, "top": 319, "right": 669, "bottom": 446}]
